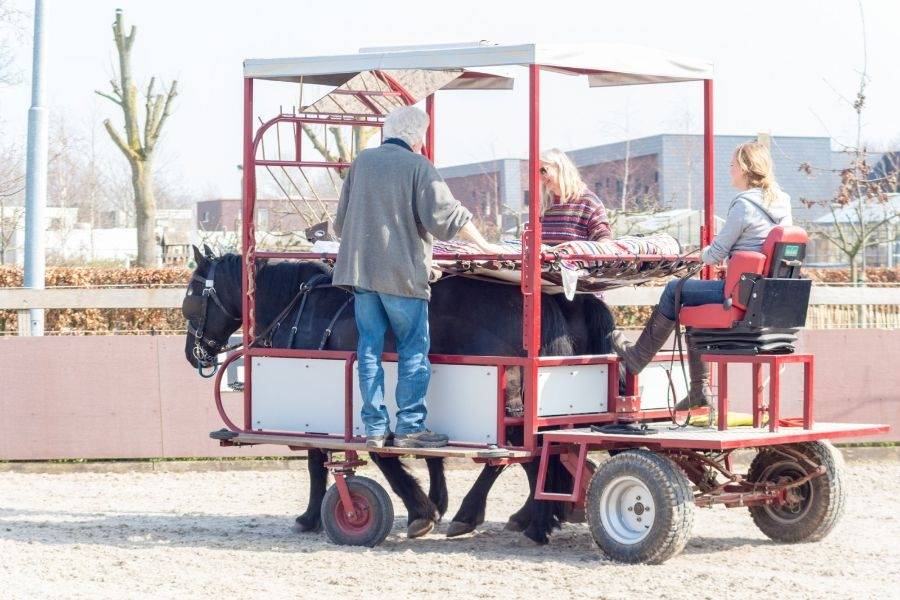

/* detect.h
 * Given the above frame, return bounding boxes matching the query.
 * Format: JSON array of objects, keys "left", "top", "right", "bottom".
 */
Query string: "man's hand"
[{"left": 458, "top": 221, "right": 506, "bottom": 256}]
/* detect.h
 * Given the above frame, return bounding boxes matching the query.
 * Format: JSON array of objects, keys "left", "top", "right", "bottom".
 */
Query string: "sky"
[{"left": 0, "top": 0, "right": 898, "bottom": 200}]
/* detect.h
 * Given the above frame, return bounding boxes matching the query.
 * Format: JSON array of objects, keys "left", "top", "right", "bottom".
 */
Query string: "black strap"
[
  {"left": 285, "top": 273, "right": 331, "bottom": 348},
  {"left": 318, "top": 295, "right": 354, "bottom": 350}
]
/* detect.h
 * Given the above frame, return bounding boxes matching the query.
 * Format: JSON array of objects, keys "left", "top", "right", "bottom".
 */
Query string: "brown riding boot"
[
  {"left": 675, "top": 337, "right": 712, "bottom": 410},
  {"left": 609, "top": 307, "right": 676, "bottom": 375}
]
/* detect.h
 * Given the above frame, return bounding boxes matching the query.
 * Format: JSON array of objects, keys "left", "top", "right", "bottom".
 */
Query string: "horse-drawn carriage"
[{"left": 183, "top": 42, "right": 888, "bottom": 564}]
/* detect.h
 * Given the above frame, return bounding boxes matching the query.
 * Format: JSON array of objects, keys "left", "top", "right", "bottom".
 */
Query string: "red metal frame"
[
  {"left": 703, "top": 353, "right": 816, "bottom": 432},
  {"left": 226, "top": 61, "right": 889, "bottom": 512},
  {"left": 234, "top": 67, "right": 725, "bottom": 449}
]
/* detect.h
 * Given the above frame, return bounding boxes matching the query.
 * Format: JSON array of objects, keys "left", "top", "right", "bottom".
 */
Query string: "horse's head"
[{"left": 183, "top": 245, "right": 243, "bottom": 372}]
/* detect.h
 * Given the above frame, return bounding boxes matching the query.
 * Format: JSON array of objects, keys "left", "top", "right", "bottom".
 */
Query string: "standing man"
[{"left": 334, "top": 106, "right": 500, "bottom": 449}]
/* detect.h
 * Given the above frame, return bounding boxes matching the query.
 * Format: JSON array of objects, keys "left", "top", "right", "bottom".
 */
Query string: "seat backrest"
[{"left": 761, "top": 225, "right": 808, "bottom": 278}]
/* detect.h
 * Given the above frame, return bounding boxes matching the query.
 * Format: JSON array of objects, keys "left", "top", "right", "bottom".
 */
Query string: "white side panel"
[
  {"left": 250, "top": 357, "right": 498, "bottom": 444},
  {"left": 638, "top": 363, "right": 689, "bottom": 410},
  {"left": 252, "top": 357, "right": 346, "bottom": 434},
  {"left": 352, "top": 364, "right": 498, "bottom": 444},
  {"left": 537, "top": 364, "right": 609, "bottom": 417}
]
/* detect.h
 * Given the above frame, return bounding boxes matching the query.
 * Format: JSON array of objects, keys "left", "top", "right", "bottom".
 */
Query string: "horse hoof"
[
  {"left": 292, "top": 516, "right": 322, "bottom": 533},
  {"left": 522, "top": 528, "right": 550, "bottom": 545},
  {"left": 504, "top": 519, "right": 526, "bottom": 532},
  {"left": 446, "top": 521, "right": 476, "bottom": 538},
  {"left": 407, "top": 518, "right": 435, "bottom": 539}
]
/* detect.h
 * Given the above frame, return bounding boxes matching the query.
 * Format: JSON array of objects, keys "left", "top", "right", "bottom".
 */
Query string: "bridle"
[
  {"left": 183, "top": 261, "right": 354, "bottom": 379},
  {"left": 183, "top": 260, "right": 242, "bottom": 378}
]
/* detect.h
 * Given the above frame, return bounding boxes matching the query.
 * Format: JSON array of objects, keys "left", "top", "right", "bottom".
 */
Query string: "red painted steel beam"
[
  {"left": 241, "top": 77, "right": 255, "bottom": 431},
  {"left": 523, "top": 64, "right": 542, "bottom": 451},
  {"left": 425, "top": 93, "right": 435, "bottom": 162},
  {"left": 702, "top": 79, "right": 714, "bottom": 280}
]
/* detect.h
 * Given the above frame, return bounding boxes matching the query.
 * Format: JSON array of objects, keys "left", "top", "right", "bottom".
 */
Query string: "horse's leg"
[
  {"left": 446, "top": 464, "right": 506, "bottom": 537},
  {"left": 504, "top": 461, "right": 537, "bottom": 532},
  {"left": 370, "top": 453, "right": 438, "bottom": 538},
  {"left": 293, "top": 448, "right": 327, "bottom": 533},
  {"left": 425, "top": 457, "right": 448, "bottom": 519},
  {"left": 521, "top": 455, "right": 566, "bottom": 545}
]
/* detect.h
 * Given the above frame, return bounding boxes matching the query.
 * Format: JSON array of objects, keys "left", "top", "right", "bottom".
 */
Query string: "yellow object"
[{"left": 686, "top": 412, "right": 756, "bottom": 427}]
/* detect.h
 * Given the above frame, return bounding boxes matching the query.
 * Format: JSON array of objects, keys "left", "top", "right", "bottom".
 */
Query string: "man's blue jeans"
[
  {"left": 657, "top": 278, "right": 726, "bottom": 320},
  {"left": 354, "top": 288, "right": 431, "bottom": 437}
]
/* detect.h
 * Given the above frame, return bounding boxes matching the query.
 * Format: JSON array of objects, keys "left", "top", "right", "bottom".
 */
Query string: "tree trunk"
[{"left": 132, "top": 161, "right": 157, "bottom": 267}]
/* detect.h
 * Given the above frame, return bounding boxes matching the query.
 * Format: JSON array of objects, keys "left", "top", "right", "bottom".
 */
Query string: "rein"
[{"left": 184, "top": 264, "right": 353, "bottom": 378}]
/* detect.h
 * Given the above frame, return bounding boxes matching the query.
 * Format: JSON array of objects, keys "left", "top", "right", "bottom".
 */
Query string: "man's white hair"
[{"left": 383, "top": 106, "right": 430, "bottom": 148}]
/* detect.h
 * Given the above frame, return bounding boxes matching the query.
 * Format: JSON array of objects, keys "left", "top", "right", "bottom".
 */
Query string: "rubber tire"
[
  {"left": 320, "top": 475, "right": 394, "bottom": 547},
  {"left": 586, "top": 449, "right": 694, "bottom": 564},
  {"left": 747, "top": 441, "right": 846, "bottom": 543}
]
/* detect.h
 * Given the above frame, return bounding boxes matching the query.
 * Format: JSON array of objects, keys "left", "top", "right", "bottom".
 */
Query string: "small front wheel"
[
  {"left": 321, "top": 475, "right": 394, "bottom": 547},
  {"left": 586, "top": 449, "right": 694, "bottom": 564},
  {"left": 747, "top": 441, "right": 846, "bottom": 543}
]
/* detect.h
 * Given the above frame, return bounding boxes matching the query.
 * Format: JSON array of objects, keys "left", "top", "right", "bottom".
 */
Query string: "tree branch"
[
  {"left": 94, "top": 89, "right": 122, "bottom": 106},
  {"left": 101, "top": 119, "right": 138, "bottom": 162}
]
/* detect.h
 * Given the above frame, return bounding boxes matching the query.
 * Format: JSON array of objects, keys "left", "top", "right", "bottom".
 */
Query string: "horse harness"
[{"left": 182, "top": 264, "right": 354, "bottom": 377}]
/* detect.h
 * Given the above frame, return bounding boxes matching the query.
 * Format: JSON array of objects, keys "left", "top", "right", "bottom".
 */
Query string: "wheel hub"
[{"left": 599, "top": 476, "right": 655, "bottom": 545}]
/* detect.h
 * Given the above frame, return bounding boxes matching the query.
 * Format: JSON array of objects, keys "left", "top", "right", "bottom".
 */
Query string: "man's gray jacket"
[{"left": 333, "top": 143, "right": 472, "bottom": 300}]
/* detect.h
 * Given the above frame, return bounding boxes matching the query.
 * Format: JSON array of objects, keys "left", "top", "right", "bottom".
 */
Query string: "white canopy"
[{"left": 244, "top": 41, "right": 713, "bottom": 88}]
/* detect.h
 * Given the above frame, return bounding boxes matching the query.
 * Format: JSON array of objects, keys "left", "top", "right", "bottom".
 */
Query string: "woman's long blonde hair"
[
  {"left": 540, "top": 148, "right": 588, "bottom": 212},
  {"left": 733, "top": 141, "right": 784, "bottom": 207}
]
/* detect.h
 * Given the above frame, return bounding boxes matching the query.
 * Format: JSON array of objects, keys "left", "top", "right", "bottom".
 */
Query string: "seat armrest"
[{"left": 724, "top": 251, "right": 766, "bottom": 309}]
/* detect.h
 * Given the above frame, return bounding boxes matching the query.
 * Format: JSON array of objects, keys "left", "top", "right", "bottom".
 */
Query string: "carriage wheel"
[
  {"left": 320, "top": 475, "right": 394, "bottom": 547},
  {"left": 586, "top": 449, "right": 694, "bottom": 564},
  {"left": 747, "top": 441, "right": 846, "bottom": 543}
]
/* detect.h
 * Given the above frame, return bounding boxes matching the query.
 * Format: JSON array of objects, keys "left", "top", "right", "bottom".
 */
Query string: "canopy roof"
[{"left": 244, "top": 40, "right": 713, "bottom": 89}]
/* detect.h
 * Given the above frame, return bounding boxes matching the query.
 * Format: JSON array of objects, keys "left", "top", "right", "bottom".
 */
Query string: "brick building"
[{"left": 438, "top": 134, "right": 886, "bottom": 230}]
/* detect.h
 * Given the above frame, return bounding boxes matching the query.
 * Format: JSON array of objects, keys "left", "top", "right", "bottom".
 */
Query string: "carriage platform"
[
  {"left": 210, "top": 429, "right": 533, "bottom": 459},
  {"left": 540, "top": 421, "right": 890, "bottom": 451}
]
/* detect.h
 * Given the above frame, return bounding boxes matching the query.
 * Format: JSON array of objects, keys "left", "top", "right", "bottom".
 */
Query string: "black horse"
[{"left": 183, "top": 246, "right": 616, "bottom": 543}]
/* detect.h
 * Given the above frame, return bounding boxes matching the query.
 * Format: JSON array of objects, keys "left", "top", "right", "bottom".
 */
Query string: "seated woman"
[
  {"left": 610, "top": 141, "right": 793, "bottom": 408},
  {"left": 539, "top": 148, "right": 612, "bottom": 244}
]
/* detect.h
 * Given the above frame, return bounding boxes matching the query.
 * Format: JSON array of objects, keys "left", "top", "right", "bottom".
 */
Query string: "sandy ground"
[{"left": 1, "top": 457, "right": 898, "bottom": 600}]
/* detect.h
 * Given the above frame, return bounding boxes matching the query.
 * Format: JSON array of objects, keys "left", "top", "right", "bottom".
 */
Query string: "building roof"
[
  {"left": 813, "top": 194, "right": 900, "bottom": 224},
  {"left": 244, "top": 41, "right": 713, "bottom": 88}
]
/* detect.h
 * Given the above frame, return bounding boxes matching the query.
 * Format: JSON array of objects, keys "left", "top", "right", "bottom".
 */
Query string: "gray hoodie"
[{"left": 702, "top": 188, "right": 793, "bottom": 264}]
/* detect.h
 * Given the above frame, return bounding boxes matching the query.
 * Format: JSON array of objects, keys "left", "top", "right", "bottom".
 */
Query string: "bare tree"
[
  {"left": 0, "top": 0, "right": 26, "bottom": 86},
  {"left": 799, "top": 1, "right": 898, "bottom": 282},
  {"left": 95, "top": 9, "right": 177, "bottom": 267}
]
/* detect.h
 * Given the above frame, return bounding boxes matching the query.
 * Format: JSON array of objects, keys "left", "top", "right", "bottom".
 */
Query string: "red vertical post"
[
  {"left": 523, "top": 64, "right": 542, "bottom": 450},
  {"left": 241, "top": 77, "right": 255, "bottom": 431},
  {"left": 717, "top": 361, "right": 728, "bottom": 431},
  {"left": 752, "top": 362, "right": 763, "bottom": 428},
  {"left": 702, "top": 79, "right": 714, "bottom": 280},
  {"left": 769, "top": 361, "right": 780, "bottom": 432},
  {"left": 803, "top": 357, "right": 814, "bottom": 430},
  {"left": 425, "top": 93, "right": 435, "bottom": 162}
]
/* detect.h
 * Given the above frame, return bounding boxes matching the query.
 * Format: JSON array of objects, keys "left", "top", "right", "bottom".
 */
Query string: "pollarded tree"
[{"left": 95, "top": 9, "right": 177, "bottom": 267}]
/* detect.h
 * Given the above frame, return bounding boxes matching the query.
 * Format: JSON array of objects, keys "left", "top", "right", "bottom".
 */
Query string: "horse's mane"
[{"left": 210, "top": 254, "right": 332, "bottom": 327}]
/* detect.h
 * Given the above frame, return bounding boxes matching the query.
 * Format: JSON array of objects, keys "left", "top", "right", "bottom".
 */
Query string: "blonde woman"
[
  {"left": 539, "top": 148, "right": 612, "bottom": 244},
  {"left": 611, "top": 141, "right": 793, "bottom": 408}
]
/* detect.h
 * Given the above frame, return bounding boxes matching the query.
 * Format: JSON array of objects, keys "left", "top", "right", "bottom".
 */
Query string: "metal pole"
[
  {"left": 523, "top": 64, "right": 541, "bottom": 450},
  {"left": 23, "top": 0, "right": 48, "bottom": 336},
  {"left": 701, "top": 79, "right": 714, "bottom": 281}
]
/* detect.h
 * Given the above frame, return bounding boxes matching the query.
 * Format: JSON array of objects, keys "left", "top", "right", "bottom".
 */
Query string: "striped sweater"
[{"left": 541, "top": 190, "right": 612, "bottom": 245}]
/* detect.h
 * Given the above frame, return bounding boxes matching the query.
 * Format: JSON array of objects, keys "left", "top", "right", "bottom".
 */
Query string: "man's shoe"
[
  {"left": 365, "top": 432, "right": 394, "bottom": 448},
  {"left": 394, "top": 429, "right": 449, "bottom": 449}
]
